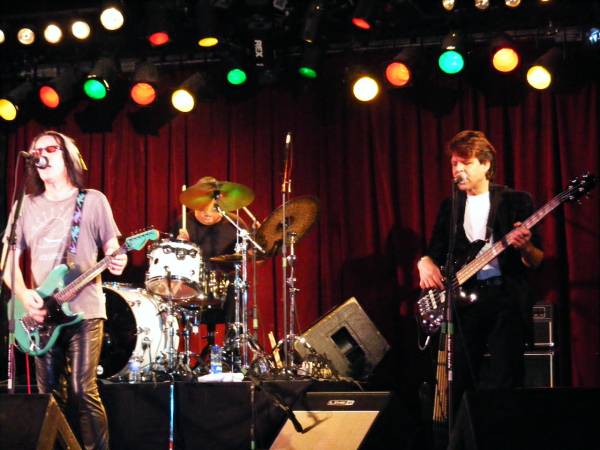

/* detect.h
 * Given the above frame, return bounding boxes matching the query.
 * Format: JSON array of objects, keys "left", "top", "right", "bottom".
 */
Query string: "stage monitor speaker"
[
  {"left": 270, "top": 391, "right": 391, "bottom": 450},
  {"left": 448, "top": 388, "right": 600, "bottom": 450},
  {"left": 297, "top": 297, "right": 390, "bottom": 379},
  {"left": 0, "top": 394, "right": 81, "bottom": 450}
]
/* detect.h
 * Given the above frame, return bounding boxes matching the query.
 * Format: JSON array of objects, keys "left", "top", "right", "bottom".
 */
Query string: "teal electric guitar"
[{"left": 9, "top": 229, "right": 159, "bottom": 356}]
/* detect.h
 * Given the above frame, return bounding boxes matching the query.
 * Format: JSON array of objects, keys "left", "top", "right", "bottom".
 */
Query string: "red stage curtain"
[{"left": 2, "top": 76, "right": 598, "bottom": 387}]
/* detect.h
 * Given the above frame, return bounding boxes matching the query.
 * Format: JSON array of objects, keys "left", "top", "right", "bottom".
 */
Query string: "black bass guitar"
[{"left": 417, "top": 173, "right": 597, "bottom": 335}]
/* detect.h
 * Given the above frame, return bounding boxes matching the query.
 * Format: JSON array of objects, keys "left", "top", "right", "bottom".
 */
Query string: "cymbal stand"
[
  {"left": 215, "top": 204, "right": 265, "bottom": 371},
  {"left": 163, "top": 270, "right": 179, "bottom": 374},
  {"left": 286, "top": 231, "right": 299, "bottom": 345},
  {"left": 242, "top": 207, "right": 261, "bottom": 342}
]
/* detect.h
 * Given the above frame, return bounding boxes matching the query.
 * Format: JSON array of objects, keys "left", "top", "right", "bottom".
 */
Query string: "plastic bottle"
[
  {"left": 210, "top": 345, "right": 223, "bottom": 374},
  {"left": 128, "top": 357, "right": 141, "bottom": 383}
]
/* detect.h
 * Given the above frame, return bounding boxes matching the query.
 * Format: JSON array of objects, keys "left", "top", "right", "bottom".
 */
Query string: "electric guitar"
[
  {"left": 417, "top": 173, "right": 597, "bottom": 335},
  {"left": 9, "top": 229, "right": 159, "bottom": 356}
]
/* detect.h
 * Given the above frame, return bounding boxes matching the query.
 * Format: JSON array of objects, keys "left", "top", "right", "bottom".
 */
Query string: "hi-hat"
[
  {"left": 209, "top": 252, "right": 267, "bottom": 264},
  {"left": 256, "top": 196, "right": 319, "bottom": 255},
  {"left": 180, "top": 179, "right": 254, "bottom": 212}
]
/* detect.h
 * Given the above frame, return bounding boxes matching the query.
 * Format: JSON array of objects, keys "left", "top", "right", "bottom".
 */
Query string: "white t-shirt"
[{"left": 464, "top": 191, "right": 502, "bottom": 280}]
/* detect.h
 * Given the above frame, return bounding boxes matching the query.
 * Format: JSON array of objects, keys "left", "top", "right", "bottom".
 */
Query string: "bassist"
[
  {"left": 2, "top": 131, "right": 127, "bottom": 450},
  {"left": 416, "top": 130, "right": 543, "bottom": 439}
]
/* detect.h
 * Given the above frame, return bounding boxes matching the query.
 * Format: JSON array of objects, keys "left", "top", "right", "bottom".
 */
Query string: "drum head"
[{"left": 97, "top": 286, "right": 137, "bottom": 378}]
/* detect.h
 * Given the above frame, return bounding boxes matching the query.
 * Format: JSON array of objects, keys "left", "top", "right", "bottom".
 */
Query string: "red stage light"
[
  {"left": 148, "top": 31, "right": 170, "bottom": 47},
  {"left": 39, "top": 86, "right": 60, "bottom": 108},
  {"left": 385, "top": 62, "right": 411, "bottom": 87},
  {"left": 351, "top": 18, "right": 371, "bottom": 30},
  {"left": 130, "top": 82, "right": 157, "bottom": 106}
]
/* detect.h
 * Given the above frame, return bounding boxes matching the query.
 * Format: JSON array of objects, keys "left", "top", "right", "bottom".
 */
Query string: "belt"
[{"left": 472, "top": 276, "right": 503, "bottom": 288}]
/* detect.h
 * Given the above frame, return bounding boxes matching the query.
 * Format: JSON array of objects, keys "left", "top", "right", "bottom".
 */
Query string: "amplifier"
[
  {"left": 481, "top": 351, "right": 555, "bottom": 387},
  {"left": 532, "top": 303, "right": 554, "bottom": 348}
]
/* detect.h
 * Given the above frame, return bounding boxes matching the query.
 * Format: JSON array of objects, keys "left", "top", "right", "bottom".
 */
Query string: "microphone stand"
[
  {"left": 0, "top": 157, "right": 31, "bottom": 394},
  {"left": 243, "top": 368, "right": 304, "bottom": 435},
  {"left": 444, "top": 180, "right": 461, "bottom": 435},
  {"left": 280, "top": 132, "right": 292, "bottom": 376}
]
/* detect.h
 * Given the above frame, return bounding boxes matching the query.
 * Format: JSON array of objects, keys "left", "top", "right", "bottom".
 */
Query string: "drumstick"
[{"left": 181, "top": 184, "right": 187, "bottom": 231}]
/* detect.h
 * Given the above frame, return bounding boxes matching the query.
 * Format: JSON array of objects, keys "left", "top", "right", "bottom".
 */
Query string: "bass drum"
[{"left": 97, "top": 283, "right": 179, "bottom": 380}]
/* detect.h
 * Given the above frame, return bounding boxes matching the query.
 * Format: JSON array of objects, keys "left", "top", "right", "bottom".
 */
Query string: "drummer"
[
  {"left": 174, "top": 177, "right": 248, "bottom": 343},
  {"left": 175, "top": 176, "right": 243, "bottom": 261}
]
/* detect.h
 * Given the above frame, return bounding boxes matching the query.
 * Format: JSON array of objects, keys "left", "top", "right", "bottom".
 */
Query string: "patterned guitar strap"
[{"left": 65, "top": 189, "right": 87, "bottom": 268}]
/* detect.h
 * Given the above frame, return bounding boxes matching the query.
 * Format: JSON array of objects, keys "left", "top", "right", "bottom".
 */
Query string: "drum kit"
[{"left": 97, "top": 178, "right": 328, "bottom": 382}]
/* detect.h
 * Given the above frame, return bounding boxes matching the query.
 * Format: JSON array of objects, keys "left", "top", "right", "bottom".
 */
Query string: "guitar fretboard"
[
  {"left": 53, "top": 249, "right": 124, "bottom": 304},
  {"left": 455, "top": 192, "right": 566, "bottom": 286}
]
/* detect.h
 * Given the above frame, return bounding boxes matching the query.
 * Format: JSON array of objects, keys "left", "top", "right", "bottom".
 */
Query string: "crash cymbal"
[
  {"left": 180, "top": 179, "right": 255, "bottom": 212},
  {"left": 209, "top": 252, "right": 267, "bottom": 264},
  {"left": 256, "top": 196, "right": 319, "bottom": 255}
]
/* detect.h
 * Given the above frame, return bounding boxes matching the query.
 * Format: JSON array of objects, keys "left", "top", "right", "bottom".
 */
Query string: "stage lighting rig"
[
  {"left": 491, "top": 34, "right": 520, "bottom": 73},
  {"left": 43, "top": 23, "right": 63, "bottom": 45},
  {"left": 0, "top": 81, "right": 34, "bottom": 122},
  {"left": 39, "top": 67, "right": 81, "bottom": 109},
  {"left": 526, "top": 47, "right": 561, "bottom": 90},
  {"left": 71, "top": 20, "right": 91, "bottom": 40},
  {"left": 130, "top": 62, "right": 159, "bottom": 106},
  {"left": 100, "top": 2, "right": 125, "bottom": 31},
  {"left": 196, "top": 0, "right": 220, "bottom": 48},
  {"left": 84, "top": 58, "right": 118, "bottom": 100},
  {"left": 439, "top": 32, "right": 465, "bottom": 75}
]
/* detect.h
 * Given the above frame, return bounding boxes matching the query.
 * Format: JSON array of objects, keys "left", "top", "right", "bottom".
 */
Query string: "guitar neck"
[
  {"left": 54, "top": 246, "right": 125, "bottom": 304},
  {"left": 455, "top": 193, "right": 563, "bottom": 286}
]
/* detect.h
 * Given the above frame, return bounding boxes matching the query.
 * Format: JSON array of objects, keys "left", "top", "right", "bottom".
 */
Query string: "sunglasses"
[{"left": 30, "top": 145, "right": 63, "bottom": 156}]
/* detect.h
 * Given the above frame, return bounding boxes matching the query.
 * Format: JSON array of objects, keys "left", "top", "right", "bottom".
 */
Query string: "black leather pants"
[{"left": 35, "top": 318, "right": 109, "bottom": 450}]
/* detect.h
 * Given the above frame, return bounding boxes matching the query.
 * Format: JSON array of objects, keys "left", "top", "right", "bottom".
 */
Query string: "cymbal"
[
  {"left": 209, "top": 252, "right": 267, "bottom": 264},
  {"left": 256, "top": 196, "right": 320, "bottom": 255},
  {"left": 180, "top": 179, "right": 254, "bottom": 212}
]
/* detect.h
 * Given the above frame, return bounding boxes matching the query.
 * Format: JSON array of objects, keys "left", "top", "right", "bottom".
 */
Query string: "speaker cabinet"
[
  {"left": 296, "top": 297, "right": 390, "bottom": 379},
  {"left": 0, "top": 394, "right": 81, "bottom": 450},
  {"left": 448, "top": 388, "right": 600, "bottom": 450},
  {"left": 481, "top": 351, "right": 555, "bottom": 387},
  {"left": 270, "top": 391, "right": 391, "bottom": 450}
]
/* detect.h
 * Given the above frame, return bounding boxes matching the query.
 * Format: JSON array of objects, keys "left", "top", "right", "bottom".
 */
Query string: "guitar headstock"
[
  {"left": 124, "top": 228, "right": 160, "bottom": 251},
  {"left": 565, "top": 173, "right": 597, "bottom": 203}
]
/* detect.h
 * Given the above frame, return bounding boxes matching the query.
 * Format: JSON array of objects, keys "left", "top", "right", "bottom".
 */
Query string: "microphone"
[
  {"left": 20, "top": 151, "right": 49, "bottom": 169},
  {"left": 282, "top": 131, "right": 293, "bottom": 193},
  {"left": 453, "top": 173, "right": 466, "bottom": 185}
]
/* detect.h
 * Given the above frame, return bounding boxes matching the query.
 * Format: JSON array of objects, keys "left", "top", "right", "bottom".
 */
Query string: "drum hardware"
[
  {"left": 213, "top": 199, "right": 265, "bottom": 372},
  {"left": 255, "top": 195, "right": 320, "bottom": 376}
]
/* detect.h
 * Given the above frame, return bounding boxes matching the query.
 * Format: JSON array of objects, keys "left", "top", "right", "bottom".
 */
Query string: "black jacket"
[{"left": 426, "top": 184, "right": 542, "bottom": 326}]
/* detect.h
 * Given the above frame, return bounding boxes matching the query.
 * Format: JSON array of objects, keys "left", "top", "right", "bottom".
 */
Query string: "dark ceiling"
[{"left": 0, "top": 1, "right": 598, "bottom": 84}]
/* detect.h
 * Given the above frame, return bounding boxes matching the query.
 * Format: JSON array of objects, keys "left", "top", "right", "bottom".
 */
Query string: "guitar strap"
[{"left": 65, "top": 189, "right": 87, "bottom": 268}]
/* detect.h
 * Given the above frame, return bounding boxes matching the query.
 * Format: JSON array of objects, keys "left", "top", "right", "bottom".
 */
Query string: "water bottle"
[
  {"left": 210, "top": 345, "right": 223, "bottom": 374},
  {"left": 128, "top": 357, "right": 141, "bottom": 383}
]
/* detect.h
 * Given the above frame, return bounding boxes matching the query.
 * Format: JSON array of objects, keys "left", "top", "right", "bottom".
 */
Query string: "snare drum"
[
  {"left": 145, "top": 239, "right": 202, "bottom": 300},
  {"left": 97, "top": 283, "right": 179, "bottom": 379}
]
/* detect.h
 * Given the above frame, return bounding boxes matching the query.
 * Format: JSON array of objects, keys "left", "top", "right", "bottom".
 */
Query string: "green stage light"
[
  {"left": 299, "top": 67, "right": 317, "bottom": 79},
  {"left": 83, "top": 78, "right": 108, "bottom": 100},
  {"left": 439, "top": 50, "right": 464, "bottom": 74},
  {"left": 227, "top": 68, "right": 247, "bottom": 85}
]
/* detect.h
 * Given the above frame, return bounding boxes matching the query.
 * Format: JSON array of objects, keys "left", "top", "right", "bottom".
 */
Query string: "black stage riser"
[
  {"left": 0, "top": 394, "right": 81, "bottom": 450},
  {"left": 448, "top": 388, "right": 600, "bottom": 450}
]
